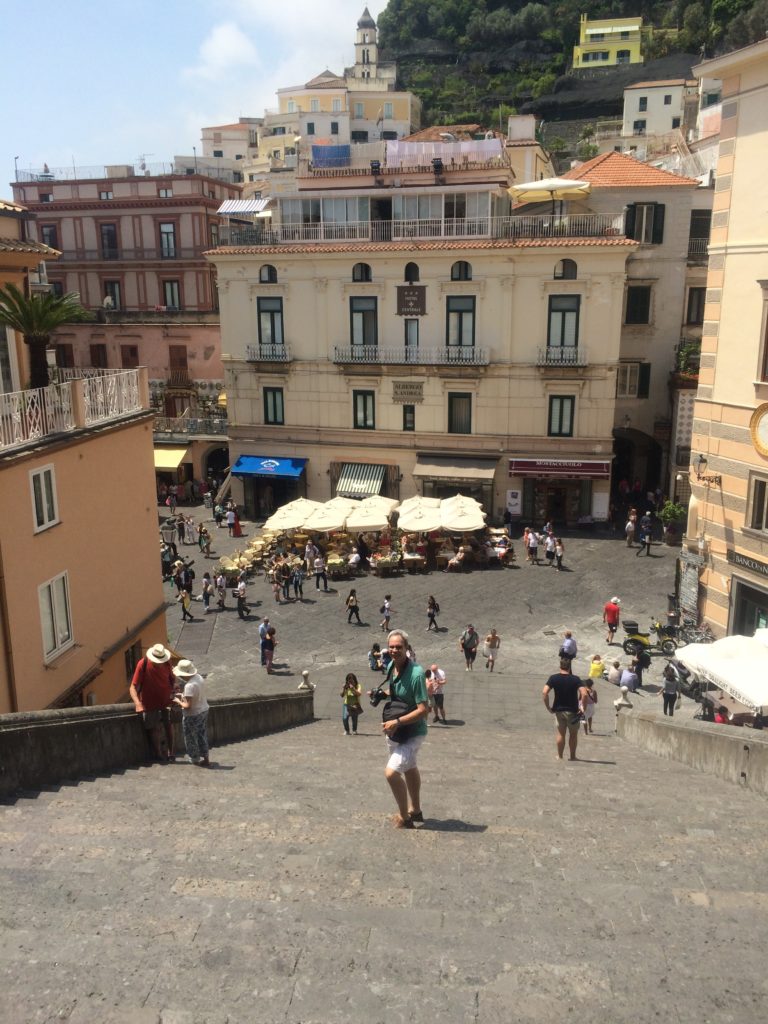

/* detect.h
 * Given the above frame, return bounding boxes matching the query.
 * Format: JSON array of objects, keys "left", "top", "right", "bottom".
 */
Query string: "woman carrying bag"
[
  {"left": 341, "top": 673, "right": 363, "bottom": 735},
  {"left": 346, "top": 588, "right": 362, "bottom": 624}
]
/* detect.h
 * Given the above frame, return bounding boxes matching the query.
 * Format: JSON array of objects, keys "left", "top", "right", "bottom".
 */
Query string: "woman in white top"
[{"left": 172, "top": 660, "right": 211, "bottom": 767}]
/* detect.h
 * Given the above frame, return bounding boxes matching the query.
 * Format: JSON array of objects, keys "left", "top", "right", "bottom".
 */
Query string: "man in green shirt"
[{"left": 382, "top": 629, "right": 429, "bottom": 829}]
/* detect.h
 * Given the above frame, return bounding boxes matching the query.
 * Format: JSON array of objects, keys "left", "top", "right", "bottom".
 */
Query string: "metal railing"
[
  {"left": 154, "top": 414, "right": 228, "bottom": 436},
  {"left": 52, "top": 367, "right": 122, "bottom": 382},
  {"left": 82, "top": 370, "right": 141, "bottom": 425},
  {"left": 536, "top": 346, "right": 588, "bottom": 367},
  {"left": 333, "top": 345, "right": 489, "bottom": 365},
  {"left": 245, "top": 344, "right": 293, "bottom": 362},
  {"left": 168, "top": 369, "right": 192, "bottom": 387},
  {"left": 0, "top": 371, "right": 143, "bottom": 451},
  {"left": 0, "top": 382, "right": 75, "bottom": 450},
  {"left": 687, "top": 237, "right": 709, "bottom": 261},
  {"left": 223, "top": 213, "right": 625, "bottom": 247},
  {"left": 52, "top": 247, "right": 208, "bottom": 262}
]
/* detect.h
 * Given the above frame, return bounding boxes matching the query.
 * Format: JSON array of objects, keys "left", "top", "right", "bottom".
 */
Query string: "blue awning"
[{"left": 232, "top": 456, "right": 307, "bottom": 479}]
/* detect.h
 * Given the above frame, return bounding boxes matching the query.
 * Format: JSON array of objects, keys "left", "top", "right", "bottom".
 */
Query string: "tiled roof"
[
  {"left": 305, "top": 70, "right": 345, "bottom": 89},
  {"left": 561, "top": 151, "right": 699, "bottom": 188},
  {"left": 0, "top": 237, "right": 60, "bottom": 256},
  {"left": 0, "top": 199, "right": 26, "bottom": 213},
  {"left": 207, "top": 237, "right": 636, "bottom": 256},
  {"left": 203, "top": 122, "right": 252, "bottom": 132}
]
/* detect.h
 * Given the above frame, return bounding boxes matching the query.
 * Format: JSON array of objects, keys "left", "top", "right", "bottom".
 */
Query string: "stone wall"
[
  {"left": 0, "top": 693, "right": 313, "bottom": 797},
  {"left": 616, "top": 709, "right": 768, "bottom": 797}
]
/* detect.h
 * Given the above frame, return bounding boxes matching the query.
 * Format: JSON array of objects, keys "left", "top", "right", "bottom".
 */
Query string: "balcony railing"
[
  {"left": 52, "top": 247, "right": 208, "bottom": 262},
  {"left": 333, "top": 345, "right": 489, "bottom": 366},
  {"left": 245, "top": 344, "right": 293, "bottom": 362},
  {"left": 154, "top": 414, "right": 228, "bottom": 436},
  {"left": 52, "top": 367, "right": 123, "bottom": 382},
  {"left": 168, "top": 369, "right": 192, "bottom": 387},
  {"left": 687, "top": 237, "right": 709, "bottom": 261},
  {"left": 223, "top": 213, "right": 625, "bottom": 247},
  {"left": 536, "top": 346, "right": 588, "bottom": 367},
  {"left": 0, "top": 370, "right": 142, "bottom": 451}
]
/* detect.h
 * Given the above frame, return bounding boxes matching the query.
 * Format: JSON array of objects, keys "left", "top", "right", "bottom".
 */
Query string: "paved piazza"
[{"left": 2, "top": 510, "right": 767, "bottom": 1024}]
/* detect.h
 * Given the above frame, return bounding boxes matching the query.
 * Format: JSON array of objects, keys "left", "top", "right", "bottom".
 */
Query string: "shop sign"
[
  {"left": 506, "top": 489, "right": 521, "bottom": 516},
  {"left": 393, "top": 381, "right": 424, "bottom": 404},
  {"left": 396, "top": 286, "right": 426, "bottom": 316},
  {"left": 509, "top": 458, "right": 611, "bottom": 478},
  {"left": 727, "top": 549, "right": 768, "bottom": 579}
]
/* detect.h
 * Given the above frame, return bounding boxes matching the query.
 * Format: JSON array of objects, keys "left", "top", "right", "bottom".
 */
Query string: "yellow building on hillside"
[{"left": 573, "top": 14, "right": 644, "bottom": 69}]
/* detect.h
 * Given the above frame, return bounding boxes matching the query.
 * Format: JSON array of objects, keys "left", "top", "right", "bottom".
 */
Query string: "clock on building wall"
[{"left": 750, "top": 403, "right": 768, "bottom": 458}]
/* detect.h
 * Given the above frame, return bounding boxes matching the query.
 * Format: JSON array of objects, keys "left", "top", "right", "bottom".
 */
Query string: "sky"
[{"left": 1, "top": 0, "right": 386, "bottom": 184}]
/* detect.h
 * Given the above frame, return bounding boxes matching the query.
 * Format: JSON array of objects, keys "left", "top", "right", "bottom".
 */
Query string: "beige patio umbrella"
[
  {"left": 303, "top": 501, "right": 350, "bottom": 533},
  {"left": 326, "top": 495, "right": 362, "bottom": 510},
  {"left": 398, "top": 495, "right": 441, "bottom": 514},
  {"left": 359, "top": 495, "right": 400, "bottom": 513},
  {"left": 346, "top": 503, "right": 393, "bottom": 532},
  {"left": 440, "top": 496, "right": 486, "bottom": 533},
  {"left": 509, "top": 177, "right": 591, "bottom": 214},
  {"left": 397, "top": 503, "right": 443, "bottom": 533},
  {"left": 262, "top": 497, "right": 322, "bottom": 532},
  {"left": 441, "top": 493, "right": 483, "bottom": 512}
]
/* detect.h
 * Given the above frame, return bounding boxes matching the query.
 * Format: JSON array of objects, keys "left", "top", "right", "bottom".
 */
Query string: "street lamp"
[{"left": 694, "top": 454, "right": 722, "bottom": 486}]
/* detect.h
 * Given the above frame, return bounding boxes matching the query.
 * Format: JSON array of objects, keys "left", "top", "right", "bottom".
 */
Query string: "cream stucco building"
[
  {"left": 209, "top": 136, "right": 643, "bottom": 525},
  {"left": 683, "top": 38, "right": 768, "bottom": 637}
]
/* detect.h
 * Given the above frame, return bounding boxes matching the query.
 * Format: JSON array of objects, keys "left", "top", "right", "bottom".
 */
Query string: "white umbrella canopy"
[
  {"left": 509, "top": 177, "right": 591, "bottom": 204},
  {"left": 440, "top": 500, "right": 486, "bottom": 533},
  {"left": 677, "top": 631, "right": 768, "bottom": 712},
  {"left": 346, "top": 503, "right": 393, "bottom": 532},
  {"left": 262, "top": 497, "right": 322, "bottom": 532},
  {"left": 326, "top": 495, "right": 362, "bottom": 510},
  {"left": 360, "top": 495, "right": 400, "bottom": 512},
  {"left": 303, "top": 501, "right": 350, "bottom": 533},
  {"left": 398, "top": 495, "right": 441, "bottom": 514},
  {"left": 441, "top": 493, "right": 484, "bottom": 512},
  {"left": 397, "top": 503, "right": 444, "bottom": 533}
]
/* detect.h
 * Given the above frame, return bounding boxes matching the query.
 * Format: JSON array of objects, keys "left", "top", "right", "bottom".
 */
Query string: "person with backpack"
[
  {"left": 459, "top": 624, "right": 479, "bottom": 671},
  {"left": 426, "top": 595, "right": 440, "bottom": 631},
  {"left": 633, "top": 649, "right": 651, "bottom": 687},
  {"left": 346, "top": 588, "right": 361, "bottom": 624}
]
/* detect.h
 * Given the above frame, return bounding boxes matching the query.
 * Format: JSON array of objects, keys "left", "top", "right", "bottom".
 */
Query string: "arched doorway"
[
  {"left": 612, "top": 428, "right": 662, "bottom": 499},
  {"left": 203, "top": 446, "right": 229, "bottom": 481}
]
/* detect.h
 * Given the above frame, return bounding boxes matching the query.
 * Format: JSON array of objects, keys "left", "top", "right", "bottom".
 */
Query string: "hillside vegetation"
[{"left": 378, "top": 0, "right": 768, "bottom": 126}]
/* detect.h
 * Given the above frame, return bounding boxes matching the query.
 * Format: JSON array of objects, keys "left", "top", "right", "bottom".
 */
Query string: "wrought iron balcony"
[
  {"left": 245, "top": 344, "right": 293, "bottom": 362},
  {"left": 333, "top": 345, "right": 489, "bottom": 366},
  {"left": 536, "top": 346, "right": 588, "bottom": 367},
  {"left": 687, "top": 237, "right": 709, "bottom": 262},
  {"left": 154, "top": 414, "right": 228, "bottom": 436},
  {"left": 167, "top": 369, "right": 192, "bottom": 387}
]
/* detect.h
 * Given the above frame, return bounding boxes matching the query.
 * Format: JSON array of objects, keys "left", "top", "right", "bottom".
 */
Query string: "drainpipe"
[{"left": 0, "top": 540, "right": 19, "bottom": 712}]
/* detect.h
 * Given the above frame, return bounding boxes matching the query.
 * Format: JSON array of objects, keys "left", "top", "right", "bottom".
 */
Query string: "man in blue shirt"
[{"left": 382, "top": 629, "right": 429, "bottom": 829}]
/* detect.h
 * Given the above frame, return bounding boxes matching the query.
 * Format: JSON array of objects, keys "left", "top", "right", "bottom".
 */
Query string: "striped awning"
[
  {"left": 336, "top": 463, "right": 386, "bottom": 499},
  {"left": 217, "top": 198, "right": 271, "bottom": 215}
]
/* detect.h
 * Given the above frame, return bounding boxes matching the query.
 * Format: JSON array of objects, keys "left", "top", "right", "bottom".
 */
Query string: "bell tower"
[{"left": 354, "top": 7, "right": 378, "bottom": 79}]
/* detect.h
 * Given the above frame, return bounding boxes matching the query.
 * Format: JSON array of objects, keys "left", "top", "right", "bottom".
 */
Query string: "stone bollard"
[{"left": 298, "top": 669, "right": 316, "bottom": 692}]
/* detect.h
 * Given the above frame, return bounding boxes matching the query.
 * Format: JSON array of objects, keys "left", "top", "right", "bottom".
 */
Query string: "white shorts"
[{"left": 385, "top": 734, "right": 425, "bottom": 774}]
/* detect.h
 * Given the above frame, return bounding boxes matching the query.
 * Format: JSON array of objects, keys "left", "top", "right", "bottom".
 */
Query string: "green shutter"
[
  {"left": 522, "top": 479, "right": 535, "bottom": 521},
  {"left": 651, "top": 204, "right": 665, "bottom": 244},
  {"left": 638, "top": 363, "right": 651, "bottom": 398}
]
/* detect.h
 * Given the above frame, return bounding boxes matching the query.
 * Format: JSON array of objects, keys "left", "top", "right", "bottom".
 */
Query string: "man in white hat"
[
  {"left": 172, "top": 660, "right": 210, "bottom": 767},
  {"left": 129, "top": 644, "right": 177, "bottom": 761},
  {"left": 602, "top": 597, "right": 621, "bottom": 645}
]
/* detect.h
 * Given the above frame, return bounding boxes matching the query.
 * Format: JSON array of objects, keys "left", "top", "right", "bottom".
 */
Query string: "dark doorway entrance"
[
  {"left": 370, "top": 198, "right": 392, "bottom": 240},
  {"left": 732, "top": 579, "right": 768, "bottom": 636}
]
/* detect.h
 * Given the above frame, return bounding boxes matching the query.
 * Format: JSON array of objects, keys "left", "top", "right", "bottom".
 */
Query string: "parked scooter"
[{"left": 622, "top": 619, "right": 678, "bottom": 657}]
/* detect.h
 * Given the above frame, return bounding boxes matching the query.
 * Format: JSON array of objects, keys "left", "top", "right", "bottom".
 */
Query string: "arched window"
[
  {"left": 451, "top": 260, "right": 472, "bottom": 281},
  {"left": 554, "top": 259, "right": 577, "bottom": 280},
  {"left": 404, "top": 262, "right": 420, "bottom": 283},
  {"left": 259, "top": 264, "right": 277, "bottom": 284},
  {"left": 352, "top": 262, "right": 372, "bottom": 282}
]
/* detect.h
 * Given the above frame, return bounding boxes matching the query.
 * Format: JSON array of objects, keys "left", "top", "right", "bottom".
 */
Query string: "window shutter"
[
  {"left": 651, "top": 204, "right": 665, "bottom": 244},
  {"left": 638, "top": 363, "right": 651, "bottom": 398},
  {"left": 624, "top": 204, "right": 636, "bottom": 239},
  {"left": 522, "top": 479, "right": 535, "bottom": 521}
]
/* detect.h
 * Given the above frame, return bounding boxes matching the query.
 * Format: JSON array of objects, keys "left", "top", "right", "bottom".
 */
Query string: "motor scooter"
[{"left": 622, "top": 619, "right": 677, "bottom": 657}]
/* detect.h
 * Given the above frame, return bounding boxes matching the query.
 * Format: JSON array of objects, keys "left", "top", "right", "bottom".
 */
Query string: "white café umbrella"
[
  {"left": 262, "top": 497, "right": 322, "bottom": 532},
  {"left": 509, "top": 177, "right": 591, "bottom": 214},
  {"left": 326, "top": 495, "right": 362, "bottom": 510},
  {"left": 360, "top": 495, "right": 400, "bottom": 512},
  {"left": 398, "top": 495, "right": 441, "bottom": 514},
  {"left": 440, "top": 498, "right": 486, "bottom": 533},
  {"left": 303, "top": 501, "right": 350, "bottom": 533},
  {"left": 397, "top": 503, "right": 443, "bottom": 534},
  {"left": 441, "top": 493, "right": 484, "bottom": 512},
  {"left": 677, "top": 630, "right": 768, "bottom": 713},
  {"left": 346, "top": 503, "right": 394, "bottom": 532}
]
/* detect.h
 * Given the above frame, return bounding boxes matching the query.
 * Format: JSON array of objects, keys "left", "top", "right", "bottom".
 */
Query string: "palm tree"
[{"left": 0, "top": 283, "right": 90, "bottom": 390}]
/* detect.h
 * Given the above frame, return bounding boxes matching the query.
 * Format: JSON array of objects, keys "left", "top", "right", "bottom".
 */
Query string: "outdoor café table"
[
  {"left": 435, "top": 552, "right": 452, "bottom": 569},
  {"left": 402, "top": 553, "right": 426, "bottom": 573}
]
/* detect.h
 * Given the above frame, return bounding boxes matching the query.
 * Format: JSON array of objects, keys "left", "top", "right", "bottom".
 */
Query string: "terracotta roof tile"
[
  {"left": 0, "top": 199, "right": 26, "bottom": 213},
  {"left": 562, "top": 151, "right": 699, "bottom": 187},
  {"left": 0, "top": 237, "right": 60, "bottom": 256},
  {"left": 206, "top": 237, "right": 636, "bottom": 256}
]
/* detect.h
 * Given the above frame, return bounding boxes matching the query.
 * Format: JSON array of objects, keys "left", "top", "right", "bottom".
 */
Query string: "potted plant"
[{"left": 659, "top": 500, "right": 687, "bottom": 546}]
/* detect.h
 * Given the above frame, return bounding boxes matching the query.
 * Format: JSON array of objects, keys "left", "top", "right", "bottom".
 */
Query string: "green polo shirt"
[{"left": 387, "top": 659, "right": 428, "bottom": 737}]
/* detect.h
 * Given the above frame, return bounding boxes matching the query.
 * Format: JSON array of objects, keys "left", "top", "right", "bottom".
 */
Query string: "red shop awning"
[{"left": 509, "top": 458, "right": 611, "bottom": 478}]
